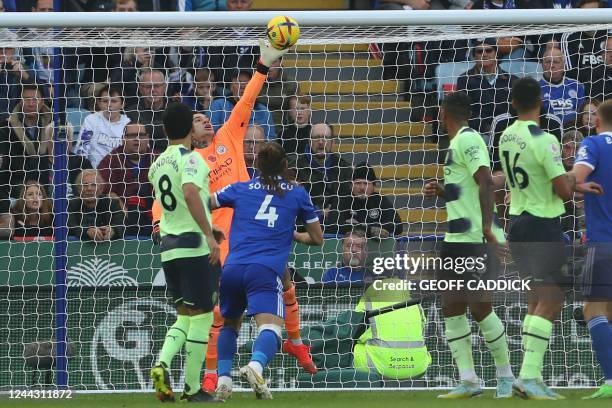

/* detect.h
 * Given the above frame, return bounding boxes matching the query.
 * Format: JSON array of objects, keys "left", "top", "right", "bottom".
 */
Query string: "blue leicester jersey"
[
  {"left": 575, "top": 132, "right": 612, "bottom": 243},
  {"left": 540, "top": 77, "right": 585, "bottom": 125},
  {"left": 215, "top": 177, "right": 319, "bottom": 276}
]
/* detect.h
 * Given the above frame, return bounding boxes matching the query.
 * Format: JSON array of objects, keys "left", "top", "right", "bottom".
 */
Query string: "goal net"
[{"left": 0, "top": 9, "right": 610, "bottom": 391}]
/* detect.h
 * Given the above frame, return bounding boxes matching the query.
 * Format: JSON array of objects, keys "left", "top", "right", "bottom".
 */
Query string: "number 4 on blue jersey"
[
  {"left": 256, "top": 194, "right": 279, "bottom": 227},
  {"left": 213, "top": 178, "right": 320, "bottom": 277}
]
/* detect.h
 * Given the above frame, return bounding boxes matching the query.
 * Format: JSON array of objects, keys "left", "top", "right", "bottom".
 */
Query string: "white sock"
[
  {"left": 459, "top": 368, "right": 478, "bottom": 384},
  {"left": 205, "top": 369, "right": 217, "bottom": 375},
  {"left": 496, "top": 365, "right": 514, "bottom": 379},
  {"left": 291, "top": 338, "right": 302, "bottom": 346},
  {"left": 248, "top": 361, "right": 263, "bottom": 376}
]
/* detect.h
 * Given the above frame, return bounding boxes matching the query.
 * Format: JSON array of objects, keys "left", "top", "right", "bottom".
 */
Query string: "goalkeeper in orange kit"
[{"left": 151, "top": 40, "right": 317, "bottom": 393}]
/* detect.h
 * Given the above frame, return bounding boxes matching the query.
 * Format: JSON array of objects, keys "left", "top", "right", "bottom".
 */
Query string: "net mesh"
[{"left": 0, "top": 19, "right": 610, "bottom": 390}]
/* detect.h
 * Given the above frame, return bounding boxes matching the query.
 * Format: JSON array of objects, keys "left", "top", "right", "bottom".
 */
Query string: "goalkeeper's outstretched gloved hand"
[
  {"left": 258, "top": 38, "right": 290, "bottom": 68},
  {"left": 152, "top": 221, "right": 161, "bottom": 245}
]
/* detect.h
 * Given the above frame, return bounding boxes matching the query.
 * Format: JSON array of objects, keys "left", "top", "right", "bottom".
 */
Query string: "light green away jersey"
[
  {"left": 498, "top": 120, "right": 565, "bottom": 218},
  {"left": 444, "top": 127, "right": 505, "bottom": 243},
  {"left": 148, "top": 144, "right": 212, "bottom": 262}
]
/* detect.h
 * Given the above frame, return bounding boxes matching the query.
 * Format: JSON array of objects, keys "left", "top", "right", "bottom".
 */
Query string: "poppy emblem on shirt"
[
  {"left": 368, "top": 209, "right": 380, "bottom": 219},
  {"left": 208, "top": 155, "right": 216, "bottom": 163},
  {"left": 217, "top": 145, "right": 227, "bottom": 155}
]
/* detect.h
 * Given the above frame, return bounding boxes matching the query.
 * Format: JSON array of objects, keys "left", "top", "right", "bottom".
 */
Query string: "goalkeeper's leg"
[
  {"left": 201, "top": 304, "right": 223, "bottom": 393},
  {"left": 281, "top": 268, "right": 317, "bottom": 374}
]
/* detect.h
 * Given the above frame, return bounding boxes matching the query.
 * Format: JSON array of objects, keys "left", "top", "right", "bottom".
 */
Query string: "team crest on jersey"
[
  {"left": 568, "top": 89, "right": 578, "bottom": 99},
  {"left": 368, "top": 209, "right": 380, "bottom": 219},
  {"left": 217, "top": 145, "right": 227, "bottom": 155},
  {"left": 185, "top": 155, "right": 198, "bottom": 176}
]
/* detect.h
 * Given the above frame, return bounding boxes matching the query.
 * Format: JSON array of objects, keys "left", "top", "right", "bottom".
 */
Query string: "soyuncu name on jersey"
[{"left": 248, "top": 181, "right": 295, "bottom": 191}]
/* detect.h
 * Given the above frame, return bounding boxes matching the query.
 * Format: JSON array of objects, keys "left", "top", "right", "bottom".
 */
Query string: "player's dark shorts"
[
  {"left": 162, "top": 255, "right": 220, "bottom": 312},
  {"left": 507, "top": 212, "right": 567, "bottom": 285},
  {"left": 437, "top": 241, "right": 499, "bottom": 281},
  {"left": 582, "top": 244, "right": 612, "bottom": 300},
  {"left": 219, "top": 263, "right": 284, "bottom": 319},
  {"left": 435, "top": 242, "right": 500, "bottom": 302}
]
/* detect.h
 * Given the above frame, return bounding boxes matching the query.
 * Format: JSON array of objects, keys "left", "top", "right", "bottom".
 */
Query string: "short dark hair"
[
  {"left": 442, "top": 92, "right": 472, "bottom": 122},
  {"left": 598, "top": 99, "right": 612, "bottom": 128},
  {"left": 511, "top": 77, "right": 541, "bottom": 113},
  {"left": 21, "top": 83, "right": 41, "bottom": 97},
  {"left": 162, "top": 103, "right": 193, "bottom": 140},
  {"left": 231, "top": 69, "right": 253, "bottom": 81},
  {"left": 105, "top": 84, "right": 124, "bottom": 99}
]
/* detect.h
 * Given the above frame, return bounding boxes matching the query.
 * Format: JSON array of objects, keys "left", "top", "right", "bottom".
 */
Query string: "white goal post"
[{"left": 0, "top": 9, "right": 610, "bottom": 392}]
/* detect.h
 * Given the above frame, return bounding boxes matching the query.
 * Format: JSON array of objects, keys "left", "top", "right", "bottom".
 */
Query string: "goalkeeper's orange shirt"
[{"left": 152, "top": 71, "right": 267, "bottom": 264}]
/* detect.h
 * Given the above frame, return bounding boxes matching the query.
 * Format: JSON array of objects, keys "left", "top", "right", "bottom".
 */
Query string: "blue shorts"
[
  {"left": 219, "top": 263, "right": 285, "bottom": 319},
  {"left": 582, "top": 244, "right": 612, "bottom": 300}
]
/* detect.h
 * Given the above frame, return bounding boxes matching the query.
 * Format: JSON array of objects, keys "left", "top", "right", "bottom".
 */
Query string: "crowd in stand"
[{"left": 0, "top": 1, "right": 610, "bottom": 280}]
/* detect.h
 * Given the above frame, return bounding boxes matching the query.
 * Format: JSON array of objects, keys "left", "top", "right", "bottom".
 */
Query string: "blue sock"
[
  {"left": 588, "top": 316, "right": 612, "bottom": 381},
  {"left": 217, "top": 327, "right": 237, "bottom": 378},
  {"left": 251, "top": 330, "right": 280, "bottom": 369}
]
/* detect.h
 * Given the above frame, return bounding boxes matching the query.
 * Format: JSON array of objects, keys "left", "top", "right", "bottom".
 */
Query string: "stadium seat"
[{"left": 435, "top": 61, "right": 474, "bottom": 101}]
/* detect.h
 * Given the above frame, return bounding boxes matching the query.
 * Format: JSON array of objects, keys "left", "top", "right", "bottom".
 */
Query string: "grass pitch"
[{"left": 0, "top": 390, "right": 610, "bottom": 408}]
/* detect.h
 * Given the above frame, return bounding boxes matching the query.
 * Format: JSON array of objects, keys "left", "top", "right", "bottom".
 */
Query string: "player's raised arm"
[{"left": 224, "top": 40, "right": 289, "bottom": 133}]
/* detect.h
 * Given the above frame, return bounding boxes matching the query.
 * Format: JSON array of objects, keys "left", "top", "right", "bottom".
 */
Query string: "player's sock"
[
  {"left": 587, "top": 315, "right": 612, "bottom": 384},
  {"left": 205, "top": 305, "right": 223, "bottom": 373},
  {"left": 217, "top": 326, "right": 238, "bottom": 378},
  {"left": 445, "top": 315, "right": 478, "bottom": 383},
  {"left": 283, "top": 284, "right": 302, "bottom": 345},
  {"left": 184, "top": 313, "right": 213, "bottom": 395},
  {"left": 477, "top": 311, "right": 513, "bottom": 378},
  {"left": 248, "top": 361, "right": 264, "bottom": 376},
  {"left": 522, "top": 314, "right": 533, "bottom": 346},
  {"left": 158, "top": 314, "right": 190, "bottom": 368},
  {"left": 522, "top": 314, "right": 544, "bottom": 381},
  {"left": 519, "top": 315, "right": 552, "bottom": 380},
  {"left": 251, "top": 327, "right": 281, "bottom": 373}
]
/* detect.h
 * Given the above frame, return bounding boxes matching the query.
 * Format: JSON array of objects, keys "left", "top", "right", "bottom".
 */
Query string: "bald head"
[
  {"left": 244, "top": 126, "right": 265, "bottom": 167},
  {"left": 543, "top": 47, "right": 565, "bottom": 83},
  {"left": 309, "top": 123, "right": 334, "bottom": 160}
]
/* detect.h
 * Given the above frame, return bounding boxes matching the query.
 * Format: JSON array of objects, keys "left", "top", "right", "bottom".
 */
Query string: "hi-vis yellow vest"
[{"left": 353, "top": 280, "right": 431, "bottom": 379}]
